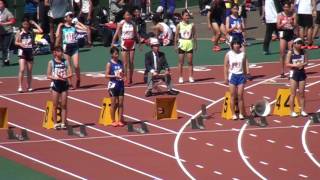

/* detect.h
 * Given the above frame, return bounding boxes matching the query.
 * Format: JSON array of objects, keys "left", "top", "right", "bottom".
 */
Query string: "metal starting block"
[
  {"left": 310, "top": 112, "right": 320, "bottom": 124},
  {"left": 246, "top": 116, "right": 268, "bottom": 127},
  {"left": 7, "top": 128, "right": 29, "bottom": 141},
  {"left": 191, "top": 116, "right": 205, "bottom": 130},
  {"left": 127, "top": 121, "right": 149, "bottom": 134},
  {"left": 200, "top": 104, "right": 209, "bottom": 120},
  {"left": 67, "top": 125, "right": 87, "bottom": 138}
]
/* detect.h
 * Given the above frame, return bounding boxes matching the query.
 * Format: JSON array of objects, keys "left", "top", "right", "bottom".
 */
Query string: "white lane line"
[
  {"left": 1, "top": 95, "right": 184, "bottom": 163},
  {"left": 232, "top": 178, "right": 240, "bottom": 180},
  {"left": 278, "top": 168, "right": 288, "bottom": 172},
  {"left": 244, "top": 156, "right": 250, "bottom": 159},
  {"left": 249, "top": 133, "right": 257, "bottom": 137},
  {"left": 215, "top": 123, "right": 223, "bottom": 126},
  {"left": 223, "top": 148, "right": 232, "bottom": 153},
  {"left": 291, "top": 125, "right": 299, "bottom": 128},
  {"left": 273, "top": 120, "right": 281, "bottom": 124},
  {"left": 267, "top": 139, "right": 276, "bottom": 144},
  {"left": 214, "top": 82, "right": 229, "bottom": 87},
  {"left": 125, "top": 93, "right": 194, "bottom": 117},
  {"left": 169, "top": 86, "right": 215, "bottom": 103},
  {"left": 213, "top": 171, "right": 223, "bottom": 175},
  {"left": 285, "top": 145, "right": 294, "bottom": 150},
  {"left": 302, "top": 120, "right": 320, "bottom": 168},
  {"left": 0, "top": 145, "right": 87, "bottom": 180},
  {"left": 309, "top": 130, "right": 318, "bottom": 134},
  {"left": 68, "top": 96, "right": 178, "bottom": 134},
  {"left": 188, "top": 137, "right": 197, "bottom": 141},
  {"left": 259, "top": 161, "right": 269, "bottom": 166},
  {"left": 298, "top": 174, "right": 308, "bottom": 178},
  {"left": 206, "top": 143, "right": 214, "bottom": 147},
  {"left": 195, "top": 164, "right": 204, "bottom": 169},
  {"left": 247, "top": 91, "right": 254, "bottom": 95},
  {"left": 304, "top": 89, "right": 310, "bottom": 92},
  {"left": 232, "top": 128, "right": 240, "bottom": 131},
  {"left": 263, "top": 96, "right": 271, "bottom": 100},
  {"left": 7, "top": 122, "right": 162, "bottom": 179}
]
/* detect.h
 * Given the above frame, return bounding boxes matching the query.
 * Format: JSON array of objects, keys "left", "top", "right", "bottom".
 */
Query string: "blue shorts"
[
  {"left": 229, "top": 73, "right": 246, "bottom": 86},
  {"left": 107, "top": 81, "right": 125, "bottom": 97},
  {"left": 51, "top": 80, "right": 69, "bottom": 93}
]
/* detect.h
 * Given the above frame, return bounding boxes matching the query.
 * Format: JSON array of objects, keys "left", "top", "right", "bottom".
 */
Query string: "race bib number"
[{"left": 107, "top": 81, "right": 116, "bottom": 89}]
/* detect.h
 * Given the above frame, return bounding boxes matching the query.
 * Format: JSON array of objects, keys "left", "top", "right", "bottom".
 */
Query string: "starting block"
[
  {"left": 154, "top": 97, "right": 177, "bottom": 120},
  {"left": 200, "top": 104, "right": 209, "bottom": 119},
  {"left": 98, "top": 97, "right": 119, "bottom": 126},
  {"left": 67, "top": 125, "right": 87, "bottom": 138},
  {"left": 191, "top": 116, "right": 205, "bottom": 130},
  {"left": 273, "top": 88, "right": 300, "bottom": 116},
  {"left": 310, "top": 112, "right": 320, "bottom": 123},
  {"left": 7, "top": 128, "right": 29, "bottom": 141},
  {"left": 0, "top": 107, "right": 8, "bottom": 129},
  {"left": 43, "top": 101, "right": 62, "bottom": 129},
  {"left": 127, "top": 121, "right": 149, "bottom": 134}
]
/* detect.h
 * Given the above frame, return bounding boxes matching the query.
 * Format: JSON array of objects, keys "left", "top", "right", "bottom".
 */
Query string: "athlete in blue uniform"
[
  {"left": 56, "top": 11, "right": 88, "bottom": 89},
  {"left": 286, "top": 38, "right": 308, "bottom": 117},
  {"left": 226, "top": 4, "right": 245, "bottom": 46},
  {"left": 47, "top": 46, "right": 73, "bottom": 129},
  {"left": 105, "top": 47, "right": 125, "bottom": 127},
  {"left": 15, "top": 19, "right": 43, "bottom": 92}
]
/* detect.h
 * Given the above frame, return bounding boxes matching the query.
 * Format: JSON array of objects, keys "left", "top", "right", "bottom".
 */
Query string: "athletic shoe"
[
  {"left": 118, "top": 121, "right": 125, "bottom": 127},
  {"left": 54, "top": 123, "right": 62, "bottom": 130},
  {"left": 17, "top": 87, "right": 23, "bottom": 93},
  {"left": 212, "top": 45, "right": 221, "bottom": 52},
  {"left": 239, "top": 114, "right": 245, "bottom": 120},
  {"left": 60, "top": 123, "right": 67, "bottom": 129},
  {"left": 178, "top": 77, "right": 184, "bottom": 84},
  {"left": 111, "top": 122, "right": 118, "bottom": 127},
  {"left": 232, "top": 114, "right": 238, "bottom": 120},
  {"left": 291, "top": 112, "right": 298, "bottom": 118},
  {"left": 168, "top": 89, "right": 179, "bottom": 95},
  {"left": 280, "top": 73, "right": 286, "bottom": 78},
  {"left": 145, "top": 90, "right": 152, "bottom": 97},
  {"left": 301, "top": 111, "right": 308, "bottom": 117},
  {"left": 27, "top": 88, "right": 33, "bottom": 92},
  {"left": 189, "top": 77, "right": 195, "bottom": 83}
]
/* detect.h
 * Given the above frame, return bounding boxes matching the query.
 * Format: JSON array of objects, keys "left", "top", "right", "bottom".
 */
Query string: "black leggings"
[
  {"left": 0, "top": 33, "right": 13, "bottom": 62},
  {"left": 263, "top": 23, "right": 278, "bottom": 52}
]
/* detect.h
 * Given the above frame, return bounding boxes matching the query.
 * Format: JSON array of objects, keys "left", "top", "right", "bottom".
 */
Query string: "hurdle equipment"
[
  {"left": 0, "top": 107, "right": 8, "bottom": 129},
  {"left": 310, "top": 112, "right": 320, "bottom": 124},
  {"left": 190, "top": 116, "right": 205, "bottom": 130},
  {"left": 43, "top": 101, "right": 62, "bottom": 129},
  {"left": 127, "top": 121, "right": 149, "bottom": 134},
  {"left": 155, "top": 97, "right": 177, "bottom": 120},
  {"left": 273, "top": 88, "right": 300, "bottom": 116},
  {"left": 7, "top": 128, "right": 29, "bottom": 141},
  {"left": 67, "top": 125, "right": 87, "bottom": 138},
  {"left": 200, "top": 104, "right": 209, "bottom": 119},
  {"left": 98, "top": 97, "right": 119, "bottom": 126}
]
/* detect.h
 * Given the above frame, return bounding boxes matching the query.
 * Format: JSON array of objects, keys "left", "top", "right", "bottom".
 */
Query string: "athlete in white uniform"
[{"left": 224, "top": 38, "right": 248, "bottom": 120}]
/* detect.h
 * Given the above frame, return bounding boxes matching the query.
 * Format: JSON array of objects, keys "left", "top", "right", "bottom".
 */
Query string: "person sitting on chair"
[{"left": 145, "top": 38, "right": 179, "bottom": 97}]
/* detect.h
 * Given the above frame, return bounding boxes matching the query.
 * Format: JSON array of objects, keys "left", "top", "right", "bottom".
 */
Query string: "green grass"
[{"left": 0, "top": 156, "right": 55, "bottom": 180}]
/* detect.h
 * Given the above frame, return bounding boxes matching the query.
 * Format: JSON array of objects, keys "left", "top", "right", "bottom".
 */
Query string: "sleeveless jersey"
[
  {"left": 179, "top": 22, "right": 193, "bottom": 40},
  {"left": 229, "top": 15, "right": 242, "bottom": 34},
  {"left": 62, "top": 25, "right": 77, "bottom": 44},
  {"left": 158, "top": 22, "right": 173, "bottom": 40},
  {"left": 20, "top": 30, "right": 33, "bottom": 49},
  {"left": 290, "top": 50, "right": 305, "bottom": 71},
  {"left": 228, "top": 50, "right": 245, "bottom": 74},
  {"left": 120, "top": 20, "right": 135, "bottom": 40},
  {"left": 279, "top": 12, "right": 294, "bottom": 30}
]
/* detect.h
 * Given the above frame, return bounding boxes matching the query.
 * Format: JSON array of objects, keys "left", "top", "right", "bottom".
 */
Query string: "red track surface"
[{"left": 0, "top": 61, "right": 320, "bottom": 179}]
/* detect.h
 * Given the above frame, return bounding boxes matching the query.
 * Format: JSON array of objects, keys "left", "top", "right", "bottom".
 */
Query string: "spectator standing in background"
[
  {"left": 0, "top": 0, "right": 16, "bottom": 66},
  {"left": 160, "top": 0, "right": 176, "bottom": 20},
  {"left": 24, "top": 0, "right": 38, "bottom": 21},
  {"left": 45, "top": 0, "right": 72, "bottom": 48}
]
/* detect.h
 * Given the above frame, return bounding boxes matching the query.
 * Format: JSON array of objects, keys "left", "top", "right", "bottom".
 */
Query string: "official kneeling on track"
[{"left": 144, "top": 38, "right": 179, "bottom": 97}]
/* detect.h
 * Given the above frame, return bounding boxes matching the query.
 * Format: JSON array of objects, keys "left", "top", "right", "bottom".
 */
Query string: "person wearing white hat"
[
  {"left": 285, "top": 38, "right": 309, "bottom": 117},
  {"left": 144, "top": 38, "right": 179, "bottom": 97}
]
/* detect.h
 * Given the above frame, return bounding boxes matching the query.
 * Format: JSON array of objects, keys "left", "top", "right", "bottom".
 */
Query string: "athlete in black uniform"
[{"left": 285, "top": 38, "right": 308, "bottom": 117}]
